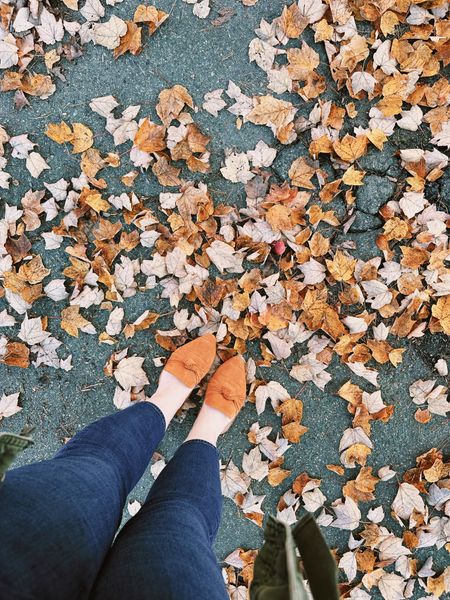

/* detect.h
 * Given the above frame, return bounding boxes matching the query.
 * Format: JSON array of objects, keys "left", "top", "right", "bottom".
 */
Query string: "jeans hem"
[{"left": 182, "top": 439, "right": 219, "bottom": 455}]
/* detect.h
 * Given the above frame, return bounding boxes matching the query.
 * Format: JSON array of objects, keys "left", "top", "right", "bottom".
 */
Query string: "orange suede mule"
[
  {"left": 204, "top": 355, "right": 247, "bottom": 419},
  {"left": 163, "top": 334, "right": 217, "bottom": 388}
]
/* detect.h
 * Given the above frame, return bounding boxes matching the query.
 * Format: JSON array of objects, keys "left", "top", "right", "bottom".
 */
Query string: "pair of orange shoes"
[{"left": 163, "top": 334, "right": 246, "bottom": 420}]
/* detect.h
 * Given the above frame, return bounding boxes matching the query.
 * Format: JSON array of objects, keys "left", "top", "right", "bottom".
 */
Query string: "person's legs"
[
  {"left": 91, "top": 438, "right": 227, "bottom": 600},
  {"left": 0, "top": 369, "right": 195, "bottom": 600},
  {"left": 91, "top": 357, "right": 247, "bottom": 600}
]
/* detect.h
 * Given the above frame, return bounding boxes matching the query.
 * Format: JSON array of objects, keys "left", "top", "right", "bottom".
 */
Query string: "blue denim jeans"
[{"left": 0, "top": 402, "right": 228, "bottom": 600}]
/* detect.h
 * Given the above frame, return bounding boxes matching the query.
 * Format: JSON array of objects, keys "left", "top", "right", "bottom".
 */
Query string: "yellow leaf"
[
  {"left": 282, "top": 421, "right": 308, "bottom": 443},
  {"left": 380, "top": 11, "right": 399, "bottom": 36},
  {"left": 45, "top": 121, "right": 73, "bottom": 144},
  {"left": 279, "top": 3, "right": 308, "bottom": 38},
  {"left": 61, "top": 306, "right": 92, "bottom": 338},
  {"left": 246, "top": 95, "right": 297, "bottom": 142},
  {"left": 367, "top": 128, "right": 387, "bottom": 150},
  {"left": 342, "top": 165, "right": 365, "bottom": 186},
  {"left": 287, "top": 42, "right": 320, "bottom": 80},
  {"left": 114, "top": 21, "right": 142, "bottom": 58},
  {"left": 309, "top": 231, "right": 330, "bottom": 257},
  {"left": 268, "top": 466, "right": 291, "bottom": 487},
  {"left": 18, "top": 255, "right": 50, "bottom": 285},
  {"left": 71, "top": 123, "right": 94, "bottom": 153},
  {"left": 266, "top": 204, "right": 294, "bottom": 231},
  {"left": 82, "top": 189, "right": 110, "bottom": 213},
  {"left": 338, "top": 381, "right": 363, "bottom": 406},
  {"left": 376, "top": 96, "right": 403, "bottom": 117},
  {"left": 432, "top": 296, "right": 450, "bottom": 334},
  {"left": 326, "top": 250, "right": 357, "bottom": 282},
  {"left": 133, "top": 5, "right": 169, "bottom": 34}
]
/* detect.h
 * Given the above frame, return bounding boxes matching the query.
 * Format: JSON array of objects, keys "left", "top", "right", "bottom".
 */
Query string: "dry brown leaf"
[
  {"left": 134, "top": 118, "right": 166, "bottom": 153},
  {"left": 61, "top": 306, "right": 93, "bottom": 338},
  {"left": 156, "top": 85, "right": 194, "bottom": 126},
  {"left": 432, "top": 296, "right": 450, "bottom": 334},
  {"left": 71, "top": 123, "right": 94, "bottom": 154},
  {"left": 45, "top": 121, "right": 73, "bottom": 144},
  {"left": 333, "top": 134, "right": 368, "bottom": 163}
]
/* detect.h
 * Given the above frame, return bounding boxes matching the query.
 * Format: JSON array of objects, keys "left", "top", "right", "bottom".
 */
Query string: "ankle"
[
  {"left": 186, "top": 404, "right": 231, "bottom": 445},
  {"left": 145, "top": 371, "right": 194, "bottom": 426},
  {"left": 185, "top": 428, "right": 219, "bottom": 446}
]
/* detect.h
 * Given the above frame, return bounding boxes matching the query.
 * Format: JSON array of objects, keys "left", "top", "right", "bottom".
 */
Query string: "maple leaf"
[
  {"left": 288, "top": 156, "right": 317, "bottom": 188},
  {"left": 61, "top": 306, "right": 96, "bottom": 338},
  {"left": 298, "top": 0, "right": 327, "bottom": 23},
  {"left": 71, "top": 123, "right": 94, "bottom": 154},
  {"left": 134, "top": 5, "right": 169, "bottom": 35},
  {"left": 152, "top": 155, "right": 181, "bottom": 186},
  {"left": 378, "top": 572, "right": 406, "bottom": 600},
  {"left": 156, "top": 85, "right": 194, "bottom": 127},
  {"left": 339, "top": 551, "right": 357, "bottom": 582},
  {"left": 221, "top": 460, "right": 250, "bottom": 498},
  {"left": 326, "top": 251, "right": 356, "bottom": 282},
  {"left": 331, "top": 497, "right": 361, "bottom": 530},
  {"left": 80, "top": 0, "right": 104, "bottom": 21},
  {"left": 45, "top": 121, "right": 74, "bottom": 144},
  {"left": 18, "top": 315, "right": 50, "bottom": 346},
  {"left": 26, "top": 152, "right": 49, "bottom": 178},
  {"left": 242, "top": 447, "right": 269, "bottom": 482},
  {"left": 255, "top": 380, "right": 289, "bottom": 415},
  {"left": 430, "top": 121, "right": 450, "bottom": 148},
  {"left": 351, "top": 71, "right": 376, "bottom": 95},
  {"left": 92, "top": 16, "right": 127, "bottom": 50},
  {"left": 134, "top": 119, "right": 166, "bottom": 153},
  {"left": 287, "top": 42, "right": 320, "bottom": 80},
  {"left": 221, "top": 152, "right": 254, "bottom": 183},
  {"left": 114, "top": 355, "right": 149, "bottom": 390},
  {"left": 238, "top": 489, "right": 265, "bottom": 526},
  {"left": 279, "top": 4, "right": 308, "bottom": 38},
  {"left": 0, "top": 35, "right": 19, "bottom": 69},
  {"left": 247, "top": 140, "right": 276, "bottom": 168},
  {"left": 342, "top": 165, "right": 365, "bottom": 186},
  {"left": 114, "top": 22, "right": 142, "bottom": 59},
  {"left": 431, "top": 296, "right": 450, "bottom": 334},
  {"left": 19, "top": 256, "right": 50, "bottom": 285},
  {"left": 333, "top": 135, "right": 368, "bottom": 163},
  {"left": 246, "top": 95, "right": 297, "bottom": 143},
  {"left": 89, "top": 95, "right": 119, "bottom": 118},
  {"left": 202, "top": 88, "right": 226, "bottom": 117},
  {"left": 206, "top": 240, "right": 244, "bottom": 274},
  {"left": 299, "top": 258, "right": 326, "bottom": 284},
  {"left": 392, "top": 482, "right": 425, "bottom": 520}
]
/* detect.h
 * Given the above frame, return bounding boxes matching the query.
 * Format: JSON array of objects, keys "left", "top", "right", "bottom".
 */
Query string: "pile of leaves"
[
  {"left": 0, "top": 0, "right": 169, "bottom": 108},
  {"left": 0, "top": 1, "right": 449, "bottom": 598}
]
